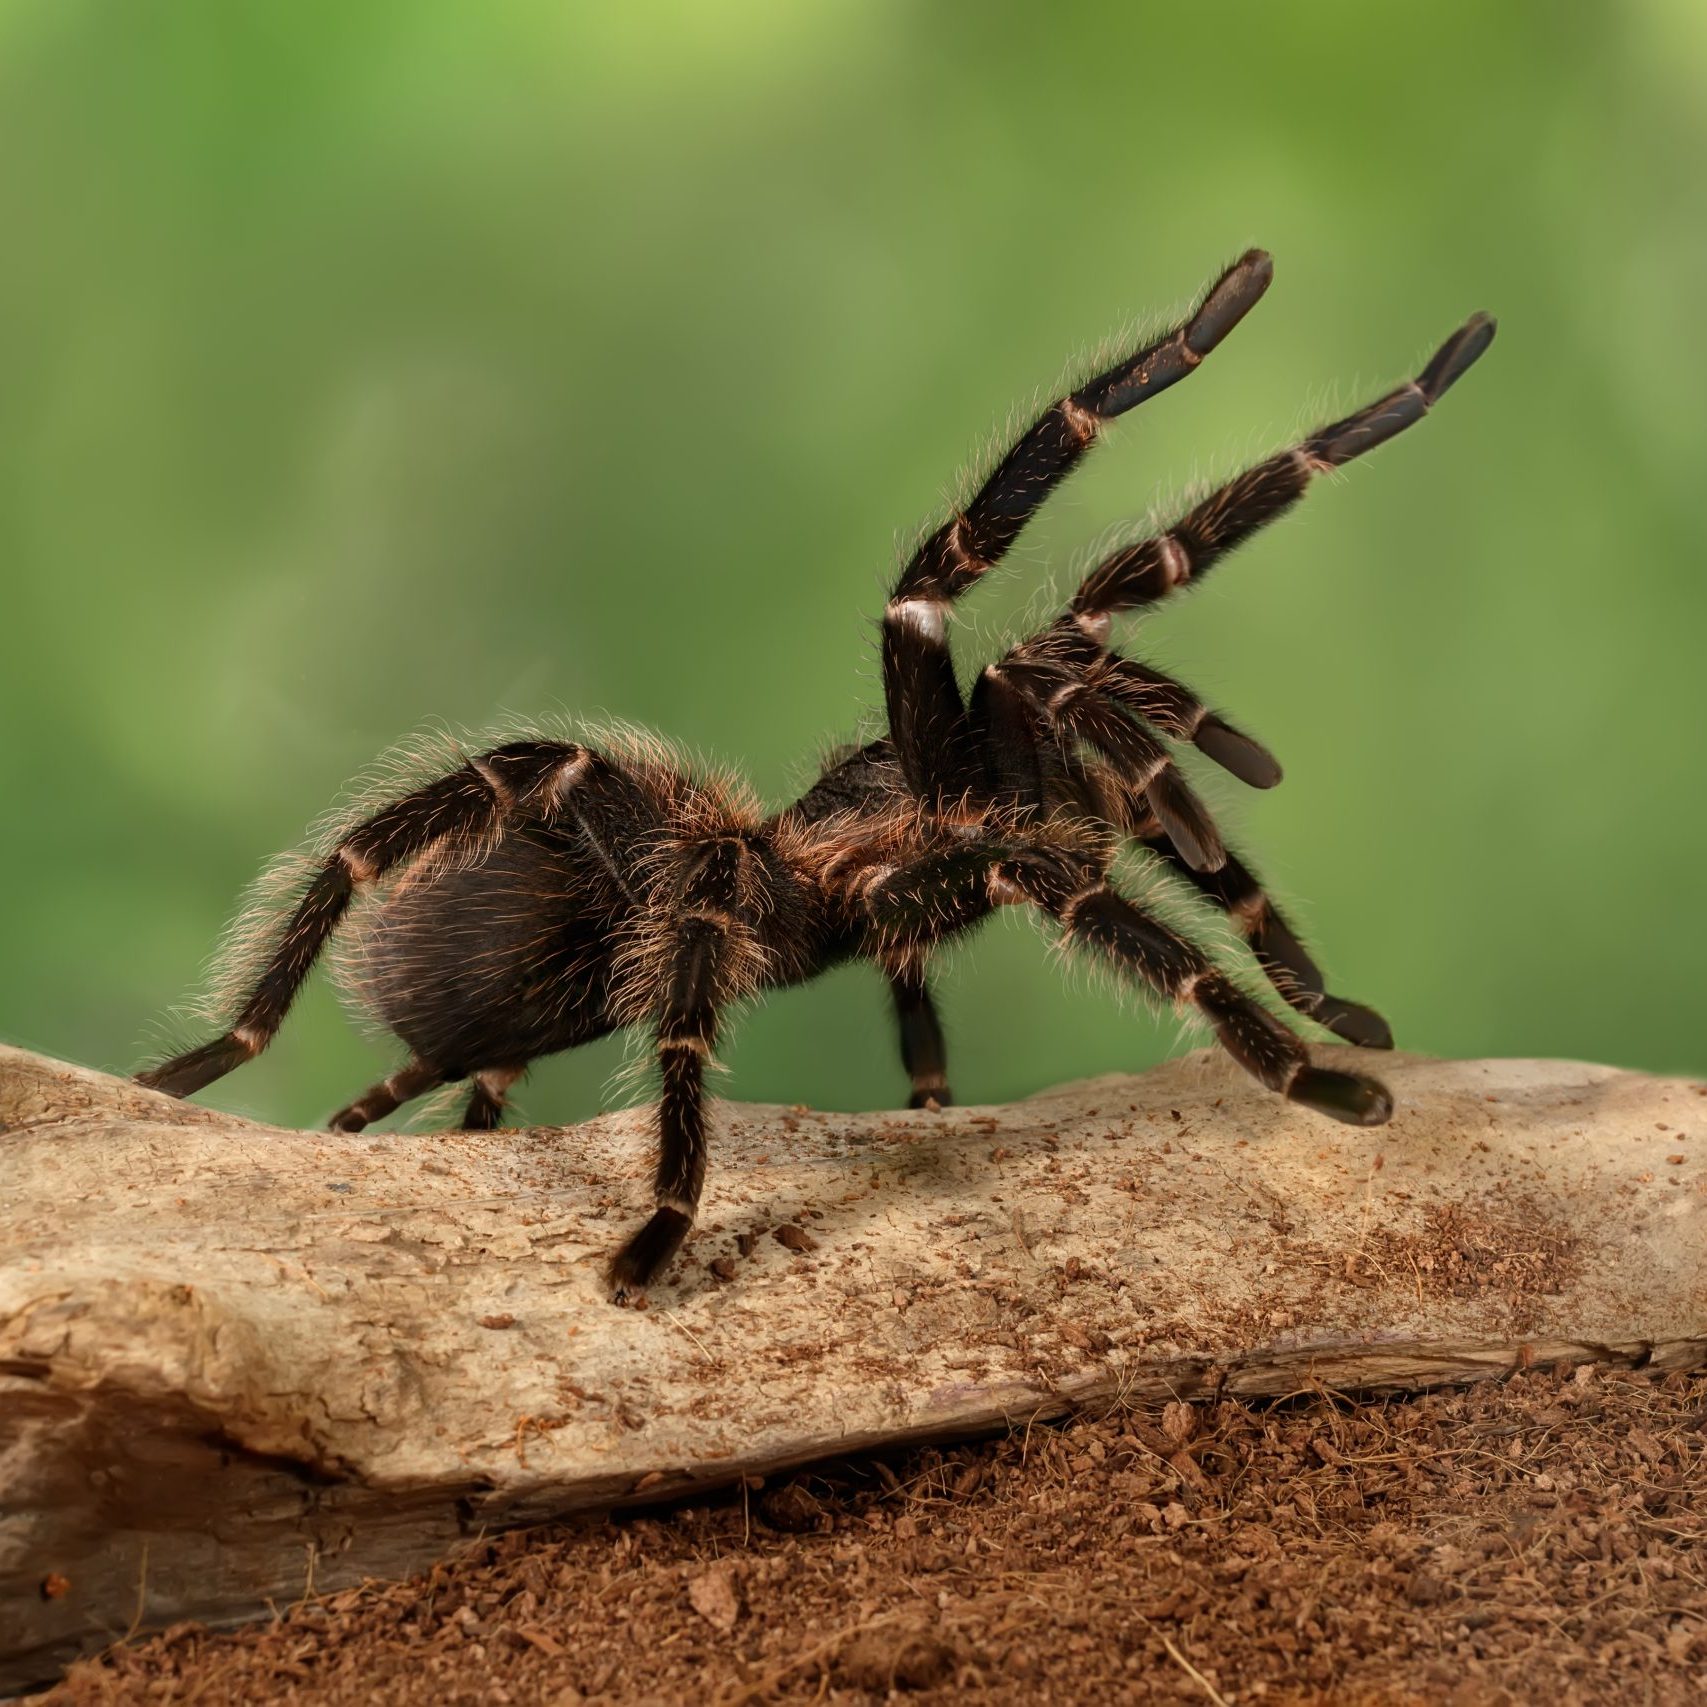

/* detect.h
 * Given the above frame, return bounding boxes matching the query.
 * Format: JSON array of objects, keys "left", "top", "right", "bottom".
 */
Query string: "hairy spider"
[{"left": 138, "top": 250, "right": 1493, "bottom": 1302}]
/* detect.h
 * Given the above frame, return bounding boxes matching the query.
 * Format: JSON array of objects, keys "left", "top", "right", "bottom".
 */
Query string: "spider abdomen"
[{"left": 340, "top": 818, "right": 629, "bottom": 1072}]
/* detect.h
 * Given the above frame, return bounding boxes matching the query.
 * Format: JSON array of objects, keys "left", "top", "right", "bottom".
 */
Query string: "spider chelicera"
[{"left": 138, "top": 249, "right": 1494, "bottom": 1301}]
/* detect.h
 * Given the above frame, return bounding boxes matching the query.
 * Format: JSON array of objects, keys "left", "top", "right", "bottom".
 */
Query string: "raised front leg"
[{"left": 882, "top": 250, "right": 1275, "bottom": 805}]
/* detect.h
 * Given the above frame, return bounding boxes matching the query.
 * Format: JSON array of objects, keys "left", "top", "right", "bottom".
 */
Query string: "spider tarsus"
[
  {"left": 326, "top": 1059, "right": 441, "bottom": 1134},
  {"left": 1314, "top": 998, "right": 1396, "bottom": 1052},
  {"left": 460, "top": 1084, "right": 508, "bottom": 1130},
  {"left": 1307, "top": 311, "right": 1499, "bottom": 468},
  {"left": 1194, "top": 719, "right": 1282, "bottom": 790},
  {"left": 135, "top": 1033, "right": 253, "bottom": 1099},
  {"left": 1289, "top": 1067, "right": 1394, "bottom": 1127},
  {"left": 1186, "top": 247, "right": 1275, "bottom": 356},
  {"left": 908, "top": 1089, "right": 953, "bottom": 1112},
  {"left": 1419, "top": 312, "right": 1497, "bottom": 403},
  {"left": 1080, "top": 249, "right": 1273, "bottom": 420},
  {"left": 608, "top": 1206, "right": 694, "bottom": 1304}
]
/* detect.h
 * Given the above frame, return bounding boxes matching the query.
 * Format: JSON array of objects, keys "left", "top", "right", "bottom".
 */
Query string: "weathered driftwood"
[{"left": 2, "top": 1043, "right": 1703, "bottom": 1689}]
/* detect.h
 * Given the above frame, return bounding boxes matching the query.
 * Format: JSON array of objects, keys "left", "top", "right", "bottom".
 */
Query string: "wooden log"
[{"left": 3, "top": 1043, "right": 1704, "bottom": 1690}]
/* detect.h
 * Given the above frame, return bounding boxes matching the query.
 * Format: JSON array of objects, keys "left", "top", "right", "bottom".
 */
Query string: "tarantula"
[{"left": 138, "top": 249, "right": 1493, "bottom": 1301}]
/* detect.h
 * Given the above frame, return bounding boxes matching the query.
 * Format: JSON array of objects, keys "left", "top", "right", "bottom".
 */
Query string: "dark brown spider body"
[
  {"left": 137, "top": 250, "right": 1494, "bottom": 1300},
  {"left": 348, "top": 815, "right": 625, "bottom": 1072}
]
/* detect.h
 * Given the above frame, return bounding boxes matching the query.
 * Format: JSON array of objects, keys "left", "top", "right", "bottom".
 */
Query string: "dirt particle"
[
  {"left": 1161, "top": 1399, "right": 1197, "bottom": 1445},
  {"left": 478, "top": 1314, "right": 517, "bottom": 1331},
  {"left": 759, "top": 1481, "right": 823, "bottom": 1533},
  {"left": 949, "top": 1461, "right": 982, "bottom": 1498},
  {"left": 774, "top": 1223, "right": 818, "bottom": 1253},
  {"left": 685, "top": 1563, "right": 743, "bottom": 1632},
  {"left": 1406, "top": 1569, "right": 1448, "bottom": 1606}
]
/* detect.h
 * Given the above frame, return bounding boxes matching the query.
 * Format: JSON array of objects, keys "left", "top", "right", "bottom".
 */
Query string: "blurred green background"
[{"left": 4, "top": 0, "right": 1704, "bottom": 1132}]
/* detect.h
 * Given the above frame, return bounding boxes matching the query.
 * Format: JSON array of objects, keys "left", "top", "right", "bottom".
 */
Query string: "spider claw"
[{"left": 1289, "top": 1067, "right": 1393, "bottom": 1127}]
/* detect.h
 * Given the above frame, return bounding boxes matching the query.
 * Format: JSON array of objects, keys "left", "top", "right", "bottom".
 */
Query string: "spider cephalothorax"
[{"left": 138, "top": 250, "right": 1493, "bottom": 1301}]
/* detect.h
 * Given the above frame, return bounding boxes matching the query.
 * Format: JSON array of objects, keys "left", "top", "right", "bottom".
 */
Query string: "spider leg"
[
  {"left": 136, "top": 741, "right": 597, "bottom": 1098},
  {"left": 1094, "top": 655, "right": 1281, "bottom": 790},
  {"left": 1141, "top": 833, "right": 1393, "bottom": 1050},
  {"left": 850, "top": 827, "right": 1387, "bottom": 1123},
  {"left": 966, "top": 312, "right": 1496, "bottom": 1000},
  {"left": 461, "top": 1066, "right": 524, "bottom": 1130},
  {"left": 966, "top": 313, "right": 1495, "bottom": 825},
  {"left": 854, "top": 835, "right": 1042, "bottom": 943},
  {"left": 849, "top": 837, "right": 1075, "bottom": 1105},
  {"left": 1051, "top": 742, "right": 1388, "bottom": 1049},
  {"left": 882, "top": 249, "right": 1274, "bottom": 804},
  {"left": 973, "top": 652, "right": 1361, "bottom": 1044},
  {"left": 887, "top": 959, "right": 952, "bottom": 1109},
  {"left": 328, "top": 1057, "right": 444, "bottom": 1133},
  {"left": 1005, "top": 312, "right": 1495, "bottom": 651},
  {"left": 999, "top": 855, "right": 1392, "bottom": 1126},
  {"left": 608, "top": 835, "right": 769, "bottom": 1304},
  {"left": 978, "top": 654, "right": 1228, "bottom": 871}
]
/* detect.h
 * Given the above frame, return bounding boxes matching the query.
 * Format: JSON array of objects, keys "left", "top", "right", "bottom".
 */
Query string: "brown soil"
[{"left": 43, "top": 1365, "right": 1707, "bottom": 1705}]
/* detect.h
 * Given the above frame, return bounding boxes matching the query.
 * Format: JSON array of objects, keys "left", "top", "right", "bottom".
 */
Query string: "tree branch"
[{"left": 3, "top": 1043, "right": 1703, "bottom": 1689}]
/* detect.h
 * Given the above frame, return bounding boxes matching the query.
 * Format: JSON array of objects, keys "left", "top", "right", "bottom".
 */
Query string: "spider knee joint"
[
  {"left": 659, "top": 1034, "right": 711, "bottom": 1057},
  {"left": 1060, "top": 397, "right": 1099, "bottom": 444},
  {"left": 547, "top": 749, "right": 593, "bottom": 801},
  {"left": 1158, "top": 534, "right": 1191, "bottom": 588},
  {"left": 468, "top": 755, "right": 514, "bottom": 805},
  {"left": 885, "top": 597, "right": 949, "bottom": 641},
  {"left": 336, "top": 844, "right": 378, "bottom": 883}
]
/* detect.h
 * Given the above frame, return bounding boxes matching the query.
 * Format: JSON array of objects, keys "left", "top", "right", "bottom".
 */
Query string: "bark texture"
[{"left": 3, "top": 1043, "right": 1704, "bottom": 1690}]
